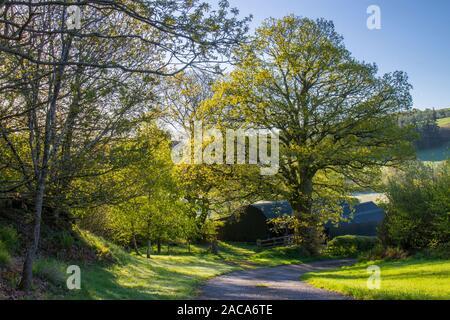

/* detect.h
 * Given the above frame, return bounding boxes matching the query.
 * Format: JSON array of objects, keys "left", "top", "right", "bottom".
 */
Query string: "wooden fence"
[{"left": 256, "top": 235, "right": 294, "bottom": 248}]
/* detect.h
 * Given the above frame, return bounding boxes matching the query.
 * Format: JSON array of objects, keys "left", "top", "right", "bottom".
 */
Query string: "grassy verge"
[
  {"left": 301, "top": 258, "right": 450, "bottom": 300},
  {"left": 217, "top": 242, "right": 322, "bottom": 267},
  {"left": 39, "top": 231, "right": 312, "bottom": 300},
  {"left": 438, "top": 117, "right": 450, "bottom": 128}
]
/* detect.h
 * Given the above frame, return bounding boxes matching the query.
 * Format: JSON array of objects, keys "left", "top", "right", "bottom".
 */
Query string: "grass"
[
  {"left": 0, "top": 225, "right": 19, "bottom": 253},
  {"left": 0, "top": 225, "right": 18, "bottom": 267},
  {"left": 302, "top": 258, "right": 450, "bottom": 300},
  {"left": 33, "top": 258, "right": 67, "bottom": 287},
  {"left": 437, "top": 117, "right": 450, "bottom": 128},
  {"left": 41, "top": 231, "right": 311, "bottom": 300},
  {"left": 255, "top": 283, "right": 270, "bottom": 288},
  {"left": 217, "top": 241, "right": 318, "bottom": 267},
  {"left": 0, "top": 240, "right": 11, "bottom": 267},
  {"left": 64, "top": 252, "right": 238, "bottom": 300}
]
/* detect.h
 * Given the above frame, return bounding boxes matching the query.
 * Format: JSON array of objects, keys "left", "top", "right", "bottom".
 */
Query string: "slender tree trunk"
[
  {"left": 19, "top": 36, "right": 73, "bottom": 291},
  {"left": 146, "top": 240, "right": 151, "bottom": 259},
  {"left": 53, "top": 68, "right": 82, "bottom": 201},
  {"left": 210, "top": 239, "right": 219, "bottom": 255},
  {"left": 146, "top": 220, "right": 152, "bottom": 258},
  {"left": 18, "top": 181, "right": 45, "bottom": 290},
  {"left": 157, "top": 239, "right": 161, "bottom": 254},
  {"left": 132, "top": 232, "right": 140, "bottom": 256},
  {"left": 197, "top": 199, "right": 210, "bottom": 232}
]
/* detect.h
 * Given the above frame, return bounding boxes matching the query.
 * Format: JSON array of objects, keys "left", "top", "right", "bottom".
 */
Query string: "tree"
[
  {"left": 0, "top": 0, "right": 249, "bottom": 290},
  {"left": 399, "top": 108, "right": 446, "bottom": 149},
  {"left": 162, "top": 72, "right": 277, "bottom": 241},
  {"left": 381, "top": 160, "right": 450, "bottom": 250},
  {"left": 207, "top": 16, "right": 415, "bottom": 254},
  {"left": 108, "top": 198, "right": 147, "bottom": 256},
  {"left": 104, "top": 123, "right": 194, "bottom": 257}
]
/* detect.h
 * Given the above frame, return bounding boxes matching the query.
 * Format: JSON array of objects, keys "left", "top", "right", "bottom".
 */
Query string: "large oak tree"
[{"left": 207, "top": 16, "right": 415, "bottom": 253}]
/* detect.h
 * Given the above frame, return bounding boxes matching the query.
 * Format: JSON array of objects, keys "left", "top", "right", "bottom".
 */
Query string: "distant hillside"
[{"left": 400, "top": 108, "right": 450, "bottom": 154}]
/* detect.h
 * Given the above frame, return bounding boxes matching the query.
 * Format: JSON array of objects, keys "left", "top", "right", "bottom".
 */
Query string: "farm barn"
[
  {"left": 325, "top": 201, "right": 385, "bottom": 238},
  {"left": 218, "top": 201, "right": 293, "bottom": 242},
  {"left": 219, "top": 200, "right": 384, "bottom": 243}
]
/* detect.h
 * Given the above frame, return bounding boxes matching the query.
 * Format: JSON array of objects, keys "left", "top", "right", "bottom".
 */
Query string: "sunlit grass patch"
[
  {"left": 65, "top": 245, "right": 239, "bottom": 300},
  {"left": 302, "top": 259, "right": 450, "bottom": 300},
  {"left": 255, "top": 283, "right": 270, "bottom": 288},
  {"left": 59, "top": 234, "right": 310, "bottom": 300}
]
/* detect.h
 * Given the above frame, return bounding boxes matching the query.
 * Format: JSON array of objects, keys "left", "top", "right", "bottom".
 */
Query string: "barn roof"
[
  {"left": 250, "top": 200, "right": 384, "bottom": 223},
  {"left": 250, "top": 201, "right": 293, "bottom": 219},
  {"left": 342, "top": 201, "right": 384, "bottom": 223}
]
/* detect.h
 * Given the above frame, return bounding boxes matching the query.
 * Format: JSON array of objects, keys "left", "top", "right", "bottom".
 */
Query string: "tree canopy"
[{"left": 205, "top": 16, "right": 416, "bottom": 252}]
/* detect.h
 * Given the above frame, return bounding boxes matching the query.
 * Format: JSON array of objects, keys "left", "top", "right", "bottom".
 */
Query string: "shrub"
[
  {"left": 0, "top": 225, "right": 19, "bottom": 253},
  {"left": 415, "top": 243, "right": 450, "bottom": 260},
  {"left": 32, "top": 258, "right": 66, "bottom": 286},
  {"left": 383, "top": 247, "right": 409, "bottom": 260},
  {"left": 360, "top": 245, "right": 409, "bottom": 261},
  {"left": 381, "top": 161, "right": 450, "bottom": 250},
  {"left": 77, "top": 229, "right": 114, "bottom": 262},
  {"left": 0, "top": 240, "right": 12, "bottom": 267},
  {"left": 54, "top": 231, "right": 75, "bottom": 250},
  {"left": 325, "top": 235, "right": 378, "bottom": 257}
]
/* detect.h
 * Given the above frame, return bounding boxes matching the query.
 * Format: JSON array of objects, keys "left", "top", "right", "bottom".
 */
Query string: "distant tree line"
[{"left": 399, "top": 108, "right": 450, "bottom": 149}]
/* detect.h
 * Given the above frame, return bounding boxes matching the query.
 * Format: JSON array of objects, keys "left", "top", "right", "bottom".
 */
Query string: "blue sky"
[{"left": 222, "top": 0, "right": 450, "bottom": 110}]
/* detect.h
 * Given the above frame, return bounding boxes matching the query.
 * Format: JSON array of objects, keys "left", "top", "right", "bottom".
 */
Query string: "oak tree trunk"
[{"left": 294, "top": 169, "right": 323, "bottom": 256}]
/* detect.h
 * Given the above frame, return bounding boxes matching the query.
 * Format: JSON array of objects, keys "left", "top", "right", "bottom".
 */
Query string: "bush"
[
  {"left": 0, "top": 225, "right": 19, "bottom": 253},
  {"left": 360, "top": 245, "right": 409, "bottom": 261},
  {"left": 415, "top": 243, "right": 450, "bottom": 260},
  {"left": 77, "top": 229, "right": 114, "bottom": 262},
  {"left": 32, "top": 258, "right": 66, "bottom": 286},
  {"left": 381, "top": 161, "right": 450, "bottom": 250},
  {"left": 325, "top": 235, "right": 378, "bottom": 257},
  {"left": 53, "top": 231, "right": 75, "bottom": 250},
  {"left": 0, "top": 240, "right": 12, "bottom": 267}
]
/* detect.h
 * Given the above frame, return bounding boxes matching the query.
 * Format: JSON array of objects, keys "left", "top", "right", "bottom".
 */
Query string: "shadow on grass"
[{"left": 64, "top": 250, "right": 242, "bottom": 300}]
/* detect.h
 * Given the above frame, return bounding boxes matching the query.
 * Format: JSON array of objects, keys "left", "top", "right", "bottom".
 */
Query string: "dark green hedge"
[{"left": 325, "top": 235, "right": 379, "bottom": 257}]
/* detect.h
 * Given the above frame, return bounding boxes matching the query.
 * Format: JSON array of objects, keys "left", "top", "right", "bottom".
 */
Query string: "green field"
[
  {"left": 37, "top": 232, "right": 310, "bottom": 300},
  {"left": 302, "top": 259, "right": 450, "bottom": 300},
  {"left": 438, "top": 117, "right": 450, "bottom": 128}
]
